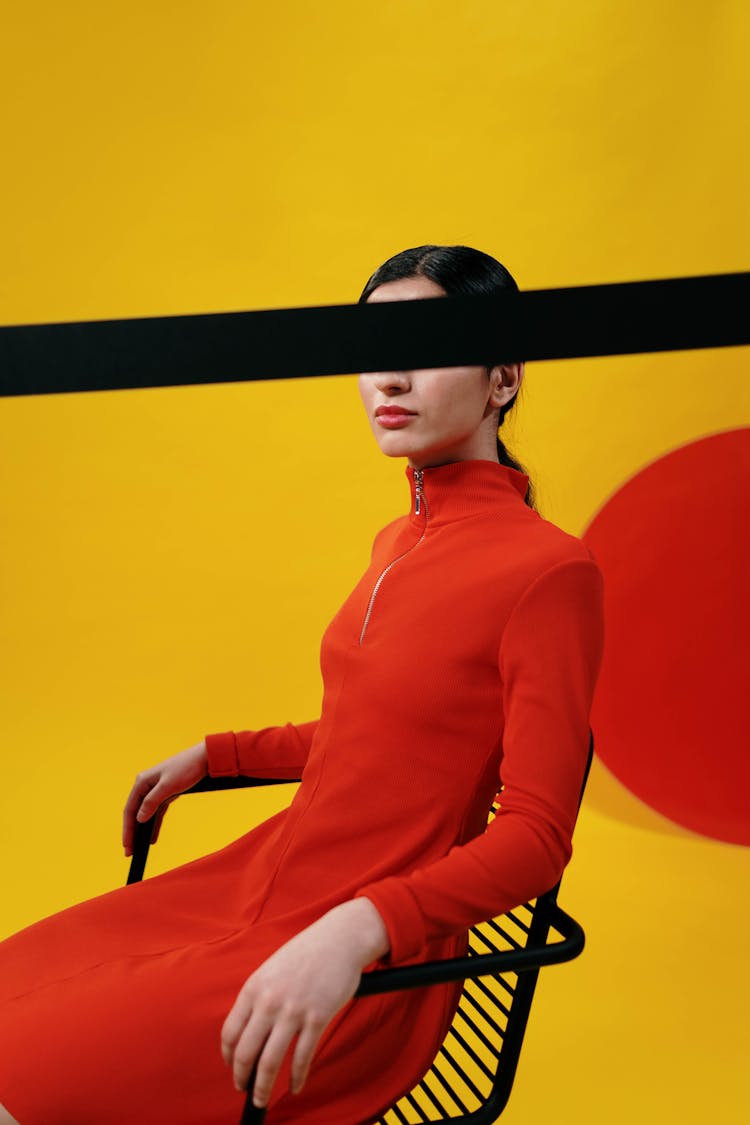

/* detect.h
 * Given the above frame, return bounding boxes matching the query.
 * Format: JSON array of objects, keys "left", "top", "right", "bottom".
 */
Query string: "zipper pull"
[{"left": 414, "top": 468, "right": 423, "bottom": 516}]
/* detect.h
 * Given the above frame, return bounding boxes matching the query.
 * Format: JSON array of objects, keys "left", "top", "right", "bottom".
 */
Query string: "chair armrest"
[
  {"left": 187, "top": 775, "right": 303, "bottom": 792},
  {"left": 355, "top": 901, "right": 584, "bottom": 996}
]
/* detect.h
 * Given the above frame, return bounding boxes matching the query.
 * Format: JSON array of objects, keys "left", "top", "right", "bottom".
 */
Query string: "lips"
[{"left": 374, "top": 406, "right": 417, "bottom": 430}]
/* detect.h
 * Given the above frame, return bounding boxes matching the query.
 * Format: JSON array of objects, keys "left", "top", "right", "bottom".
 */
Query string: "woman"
[{"left": 0, "top": 244, "right": 605, "bottom": 1124}]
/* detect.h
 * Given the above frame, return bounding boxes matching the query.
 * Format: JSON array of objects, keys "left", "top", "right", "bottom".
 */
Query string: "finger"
[
  {"left": 246, "top": 1016, "right": 298, "bottom": 1105},
  {"left": 135, "top": 783, "right": 169, "bottom": 825},
  {"left": 221, "top": 983, "right": 256, "bottom": 1066},
  {"left": 229, "top": 1009, "right": 276, "bottom": 1094},
  {"left": 122, "top": 776, "right": 157, "bottom": 850},
  {"left": 289, "top": 1018, "right": 325, "bottom": 1095}
]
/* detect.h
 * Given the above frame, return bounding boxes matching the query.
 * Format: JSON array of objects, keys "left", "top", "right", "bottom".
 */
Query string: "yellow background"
[{"left": 1, "top": 2, "right": 749, "bottom": 1122}]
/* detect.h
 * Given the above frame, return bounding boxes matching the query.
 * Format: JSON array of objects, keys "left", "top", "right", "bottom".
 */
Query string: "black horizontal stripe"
[{"left": 1, "top": 272, "right": 747, "bottom": 398}]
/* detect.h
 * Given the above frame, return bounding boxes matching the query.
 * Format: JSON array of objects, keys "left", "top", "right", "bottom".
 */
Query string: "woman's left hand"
[{"left": 221, "top": 897, "right": 390, "bottom": 1107}]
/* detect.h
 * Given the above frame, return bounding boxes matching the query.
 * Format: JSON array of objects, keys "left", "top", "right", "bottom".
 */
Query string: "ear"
[{"left": 488, "top": 362, "right": 524, "bottom": 409}]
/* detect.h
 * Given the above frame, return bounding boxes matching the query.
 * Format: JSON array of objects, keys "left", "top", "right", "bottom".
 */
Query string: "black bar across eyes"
[{"left": 0, "top": 271, "right": 748, "bottom": 398}]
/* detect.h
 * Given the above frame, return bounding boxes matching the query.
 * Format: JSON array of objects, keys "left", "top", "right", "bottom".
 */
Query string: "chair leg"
[
  {"left": 240, "top": 1096, "right": 266, "bottom": 1124},
  {"left": 238, "top": 1063, "right": 266, "bottom": 1125}
]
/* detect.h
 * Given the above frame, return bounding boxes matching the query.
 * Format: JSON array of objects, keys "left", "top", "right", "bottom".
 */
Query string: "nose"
[{"left": 370, "top": 370, "right": 412, "bottom": 394}]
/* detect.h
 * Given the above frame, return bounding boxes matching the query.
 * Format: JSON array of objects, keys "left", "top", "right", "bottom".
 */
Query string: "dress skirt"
[{"left": 0, "top": 812, "right": 464, "bottom": 1125}]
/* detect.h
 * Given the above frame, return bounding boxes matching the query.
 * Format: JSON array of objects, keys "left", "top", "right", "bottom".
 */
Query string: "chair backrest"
[
  {"left": 373, "top": 729, "right": 594, "bottom": 1124},
  {"left": 373, "top": 850, "right": 559, "bottom": 1123}
]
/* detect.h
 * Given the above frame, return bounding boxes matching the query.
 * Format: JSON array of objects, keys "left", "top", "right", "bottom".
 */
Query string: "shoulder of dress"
[
  {"left": 516, "top": 509, "right": 596, "bottom": 565},
  {"left": 370, "top": 514, "right": 409, "bottom": 554},
  {"left": 477, "top": 519, "right": 602, "bottom": 615},
  {"left": 543, "top": 526, "right": 594, "bottom": 564},
  {"left": 373, "top": 513, "right": 408, "bottom": 539},
  {"left": 478, "top": 506, "right": 593, "bottom": 567}
]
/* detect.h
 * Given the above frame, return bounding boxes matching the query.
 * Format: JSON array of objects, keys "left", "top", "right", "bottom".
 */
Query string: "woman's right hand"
[{"left": 122, "top": 740, "right": 208, "bottom": 857}]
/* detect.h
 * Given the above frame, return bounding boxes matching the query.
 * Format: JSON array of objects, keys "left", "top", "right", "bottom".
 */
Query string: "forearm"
[{"left": 204, "top": 720, "right": 319, "bottom": 778}]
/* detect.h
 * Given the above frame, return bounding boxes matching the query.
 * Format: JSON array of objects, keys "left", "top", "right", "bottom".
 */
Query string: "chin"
[{"left": 374, "top": 434, "right": 417, "bottom": 459}]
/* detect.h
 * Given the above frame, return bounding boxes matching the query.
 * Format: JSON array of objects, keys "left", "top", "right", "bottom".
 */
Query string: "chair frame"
[{"left": 127, "top": 731, "right": 593, "bottom": 1124}]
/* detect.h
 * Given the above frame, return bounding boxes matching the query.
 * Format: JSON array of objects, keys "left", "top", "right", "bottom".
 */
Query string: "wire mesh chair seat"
[{"left": 127, "top": 730, "right": 593, "bottom": 1124}]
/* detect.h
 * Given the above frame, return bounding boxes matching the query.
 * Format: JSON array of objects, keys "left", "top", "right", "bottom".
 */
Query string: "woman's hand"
[
  {"left": 122, "top": 740, "right": 208, "bottom": 856},
  {"left": 222, "top": 898, "right": 390, "bottom": 1107}
]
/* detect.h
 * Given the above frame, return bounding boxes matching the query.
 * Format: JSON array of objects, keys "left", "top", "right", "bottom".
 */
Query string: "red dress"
[{"left": 0, "top": 459, "right": 605, "bottom": 1124}]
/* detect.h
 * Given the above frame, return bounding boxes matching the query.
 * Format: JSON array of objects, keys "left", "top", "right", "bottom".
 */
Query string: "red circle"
[{"left": 584, "top": 428, "right": 750, "bottom": 846}]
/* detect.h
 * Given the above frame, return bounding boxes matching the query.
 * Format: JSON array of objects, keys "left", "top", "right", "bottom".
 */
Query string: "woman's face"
[{"left": 358, "top": 275, "right": 523, "bottom": 470}]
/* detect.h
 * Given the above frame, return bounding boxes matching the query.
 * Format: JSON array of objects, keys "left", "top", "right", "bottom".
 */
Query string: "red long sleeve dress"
[{"left": 0, "top": 458, "right": 605, "bottom": 1125}]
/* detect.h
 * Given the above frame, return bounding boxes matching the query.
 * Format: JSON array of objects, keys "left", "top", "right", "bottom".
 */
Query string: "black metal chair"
[{"left": 127, "top": 730, "right": 594, "bottom": 1124}]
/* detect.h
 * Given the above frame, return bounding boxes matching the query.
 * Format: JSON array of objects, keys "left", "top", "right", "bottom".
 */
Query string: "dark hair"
[{"left": 358, "top": 244, "right": 536, "bottom": 511}]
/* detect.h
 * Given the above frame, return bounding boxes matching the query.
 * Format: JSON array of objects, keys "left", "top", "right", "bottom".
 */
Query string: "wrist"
[{"left": 328, "top": 898, "right": 390, "bottom": 967}]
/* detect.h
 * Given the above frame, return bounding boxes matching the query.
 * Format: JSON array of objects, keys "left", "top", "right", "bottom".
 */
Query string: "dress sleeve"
[
  {"left": 354, "top": 553, "right": 605, "bottom": 965},
  {"left": 203, "top": 720, "right": 319, "bottom": 780}
]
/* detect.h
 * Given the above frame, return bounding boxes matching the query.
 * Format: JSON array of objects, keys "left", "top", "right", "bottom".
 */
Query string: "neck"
[
  {"left": 406, "top": 432, "right": 502, "bottom": 470},
  {"left": 406, "top": 454, "right": 501, "bottom": 471}
]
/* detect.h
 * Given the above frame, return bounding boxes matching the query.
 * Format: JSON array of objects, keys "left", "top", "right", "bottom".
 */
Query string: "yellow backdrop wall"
[{"left": 1, "top": 3, "right": 749, "bottom": 1122}]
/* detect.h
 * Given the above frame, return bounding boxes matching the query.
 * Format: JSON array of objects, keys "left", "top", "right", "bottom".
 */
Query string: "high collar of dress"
[{"left": 405, "top": 458, "right": 530, "bottom": 526}]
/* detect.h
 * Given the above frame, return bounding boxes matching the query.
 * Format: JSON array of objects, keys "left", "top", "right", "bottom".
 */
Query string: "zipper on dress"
[
  {"left": 414, "top": 468, "right": 424, "bottom": 515},
  {"left": 359, "top": 469, "right": 429, "bottom": 645}
]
